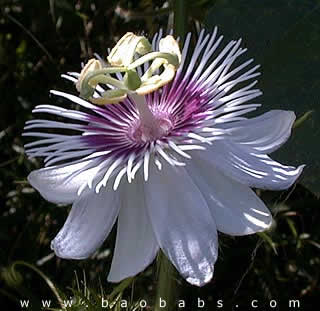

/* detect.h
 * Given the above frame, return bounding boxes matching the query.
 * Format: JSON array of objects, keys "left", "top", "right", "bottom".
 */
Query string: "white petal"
[
  {"left": 186, "top": 157, "right": 272, "bottom": 235},
  {"left": 200, "top": 140, "right": 304, "bottom": 190},
  {"left": 144, "top": 162, "right": 218, "bottom": 286},
  {"left": 28, "top": 161, "right": 98, "bottom": 204},
  {"left": 108, "top": 175, "right": 159, "bottom": 282},
  {"left": 51, "top": 187, "right": 120, "bottom": 259},
  {"left": 216, "top": 110, "right": 296, "bottom": 153}
]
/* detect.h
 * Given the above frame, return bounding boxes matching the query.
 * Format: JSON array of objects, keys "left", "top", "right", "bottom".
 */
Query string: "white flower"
[{"left": 23, "top": 28, "right": 304, "bottom": 286}]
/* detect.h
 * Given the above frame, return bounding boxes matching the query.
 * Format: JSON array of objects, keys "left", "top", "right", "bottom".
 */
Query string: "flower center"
[
  {"left": 132, "top": 117, "right": 172, "bottom": 143},
  {"left": 128, "top": 93, "right": 173, "bottom": 143}
]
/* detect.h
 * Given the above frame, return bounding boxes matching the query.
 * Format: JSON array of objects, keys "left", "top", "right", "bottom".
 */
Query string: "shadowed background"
[{"left": 0, "top": 0, "right": 319, "bottom": 310}]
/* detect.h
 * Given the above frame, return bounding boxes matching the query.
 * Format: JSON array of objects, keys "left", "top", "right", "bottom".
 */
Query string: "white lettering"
[
  {"left": 198, "top": 297, "right": 205, "bottom": 308},
  {"left": 159, "top": 298, "right": 166, "bottom": 308},
  {"left": 289, "top": 300, "right": 300, "bottom": 308},
  {"left": 120, "top": 299, "right": 128, "bottom": 308},
  {"left": 252, "top": 300, "right": 258, "bottom": 308},
  {"left": 140, "top": 300, "right": 147, "bottom": 308},
  {"left": 63, "top": 300, "right": 73, "bottom": 307},
  {"left": 101, "top": 297, "right": 109, "bottom": 308},
  {"left": 217, "top": 300, "right": 224, "bottom": 308},
  {"left": 20, "top": 300, "right": 30, "bottom": 308},
  {"left": 42, "top": 300, "right": 51, "bottom": 307},
  {"left": 178, "top": 300, "right": 185, "bottom": 308},
  {"left": 270, "top": 300, "right": 277, "bottom": 308}
]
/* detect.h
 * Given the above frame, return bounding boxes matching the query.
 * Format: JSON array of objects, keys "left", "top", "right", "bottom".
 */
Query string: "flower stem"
[
  {"left": 154, "top": 251, "right": 179, "bottom": 311},
  {"left": 108, "top": 277, "right": 134, "bottom": 301},
  {"left": 172, "top": 0, "right": 187, "bottom": 42}
]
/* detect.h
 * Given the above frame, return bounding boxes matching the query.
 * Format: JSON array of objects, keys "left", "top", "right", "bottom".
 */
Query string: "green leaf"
[{"left": 205, "top": 0, "right": 320, "bottom": 195}]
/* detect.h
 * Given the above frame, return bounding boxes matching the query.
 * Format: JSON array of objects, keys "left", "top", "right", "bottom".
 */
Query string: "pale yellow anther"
[
  {"left": 107, "top": 32, "right": 152, "bottom": 67},
  {"left": 136, "top": 36, "right": 181, "bottom": 94},
  {"left": 76, "top": 59, "right": 102, "bottom": 92},
  {"left": 159, "top": 35, "right": 181, "bottom": 65},
  {"left": 136, "top": 37, "right": 152, "bottom": 55},
  {"left": 136, "top": 76, "right": 162, "bottom": 95},
  {"left": 136, "top": 64, "right": 176, "bottom": 95},
  {"left": 160, "top": 63, "right": 176, "bottom": 85}
]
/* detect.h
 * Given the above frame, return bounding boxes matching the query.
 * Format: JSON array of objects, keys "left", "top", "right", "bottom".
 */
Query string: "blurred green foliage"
[{"left": 0, "top": 0, "right": 319, "bottom": 310}]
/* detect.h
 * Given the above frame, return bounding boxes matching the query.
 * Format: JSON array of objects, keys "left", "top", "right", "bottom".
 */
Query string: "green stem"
[
  {"left": 154, "top": 251, "right": 178, "bottom": 311},
  {"left": 108, "top": 277, "right": 134, "bottom": 301},
  {"left": 173, "top": 0, "right": 188, "bottom": 42},
  {"left": 10, "top": 261, "right": 65, "bottom": 309},
  {"left": 293, "top": 110, "right": 313, "bottom": 130}
]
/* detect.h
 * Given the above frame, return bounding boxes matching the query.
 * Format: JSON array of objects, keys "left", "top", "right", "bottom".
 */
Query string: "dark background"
[{"left": 0, "top": 0, "right": 319, "bottom": 310}]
